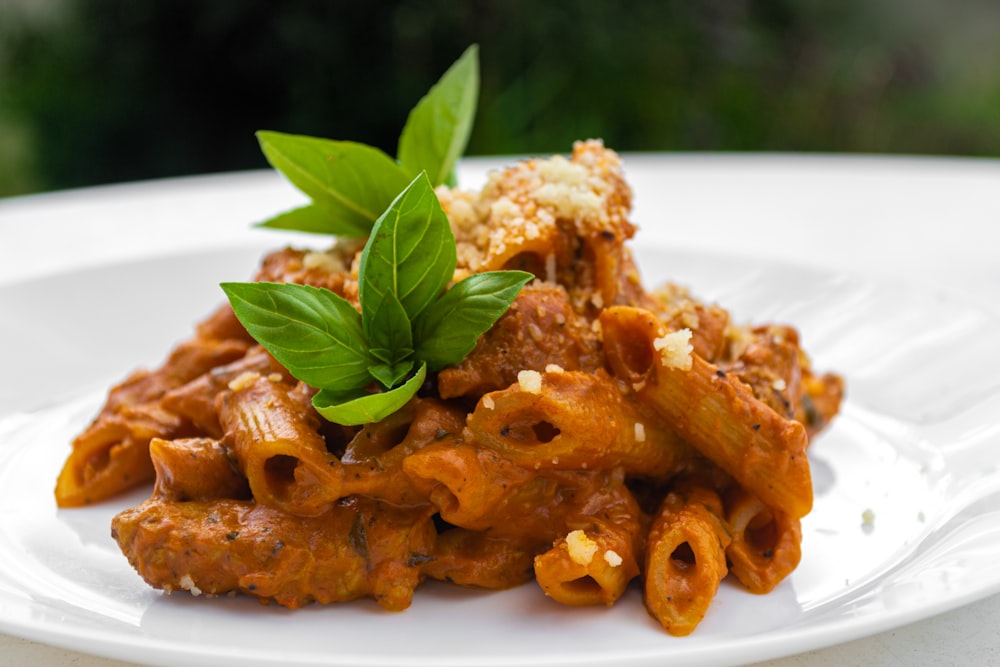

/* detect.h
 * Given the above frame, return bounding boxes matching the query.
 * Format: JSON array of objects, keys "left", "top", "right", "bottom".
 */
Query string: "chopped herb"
[{"left": 348, "top": 512, "right": 370, "bottom": 562}]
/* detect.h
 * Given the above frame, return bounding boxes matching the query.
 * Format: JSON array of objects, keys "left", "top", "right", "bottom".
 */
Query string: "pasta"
[
  {"left": 643, "top": 485, "right": 730, "bottom": 636},
  {"left": 59, "top": 140, "right": 845, "bottom": 631}
]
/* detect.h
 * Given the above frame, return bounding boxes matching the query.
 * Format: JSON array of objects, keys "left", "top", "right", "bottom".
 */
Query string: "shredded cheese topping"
[
  {"left": 178, "top": 574, "right": 203, "bottom": 597},
  {"left": 565, "top": 529, "right": 599, "bottom": 566},
  {"left": 517, "top": 369, "right": 543, "bottom": 394},
  {"left": 654, "top": 328, "right": 694, "bottom": 371},
  {"left": 634, "top": 422, "right": 646, "bottom": 442},
  {"left": 228, "top": 371, "right": 260, "bottom": 392}
]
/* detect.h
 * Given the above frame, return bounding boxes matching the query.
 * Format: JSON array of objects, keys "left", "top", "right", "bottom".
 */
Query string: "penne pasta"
[
  {"left": 534, "top": 523, "right": 640, "bottom": 607},
  {"left": 60, "top": 141, "right": 842, "bottom": 635},
  {"left": 217, "top": 372, "right": 344, "bottom": 517},
  {"left": 643, "top": 486, "right": 731, "bottom": 636},
  {"left": 466, "top": 368, "right": 690, "bottom": 478},
  {"left": 724, "top": 488, "right": 802, "bottom": 594},
  {"left": 600, "top": 306, "right": 813, "bottom": 518},
  {"left": 160, "top": 345, "right": 285, "bottom": 438},
  {"left": 55, "top": 336, "right": 252, "bottom": 507},
  {"left": 149, "top": 437, "right": 250, "bottom": 502}
]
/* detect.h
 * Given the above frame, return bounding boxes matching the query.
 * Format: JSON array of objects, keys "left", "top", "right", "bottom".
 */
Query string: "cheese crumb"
[
  {"left": 653, "top": 328, "right": 693, "bottom": 370},
  {"left": 565, "top": 529, "right": 598, "bottom": 566},
  {"left": 545, "top": 253, "right": 557, "bottom": 283},
  {"left": 302, "top": 250, "right": 345, "bottom": 273},
  {"left": 228, "top": 371, "right": 260, "bottom": 392},
  {"left": 634, "top": 422, "right": 646, "bottom": 442},
  {"left": 178, "top": 574, "right": 203, "bottom": 597},
  {"left": 482, "top": 395, "right": 496, "bottom": 410},
  {"left": 517, "top": 369, "right": 543, "bottom": 394},
  {"left": 545, "top": 363, "right": 565, "bottom": 373},
  {"left": 604, "top": 550, "right": 623, "bottom": 568},
  {"left": 772, "top": 378, "right": 787, "bottom": 391}
]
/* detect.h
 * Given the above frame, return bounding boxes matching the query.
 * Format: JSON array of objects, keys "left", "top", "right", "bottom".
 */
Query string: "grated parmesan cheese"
[
  {"left": 604, "top": 550, "right": 623, "bottom": 568},
  {"left": 302, "top": 250, "right": 345, "bottom": 273},
  {"left": 653, "top": 328, "right": 693, "bottom": 371},
  {"left": 482, "top": 395, "right": 496, "bottom": 410},
  {"left": 565, "top": 529, "right": 598, "bottom": 566},
  {"left": 228, "top": 371, "right": 260, "bottom": 392},
  {"left": 634, "top": 422, "right": 646, "bottom": 442},
  {"left": 178, "top": 574, "right": 203, "bottom": 597},
  {"left": 441, "top": 140, "right": 632, "bottom": 277},
  {"left": 517, "top": 369, "right": 543, "bottom": 394}
]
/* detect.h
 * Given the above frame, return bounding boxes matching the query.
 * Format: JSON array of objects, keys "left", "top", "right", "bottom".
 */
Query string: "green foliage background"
[{"left": 2, "top": 0, "right": 999, "bottom": 197}]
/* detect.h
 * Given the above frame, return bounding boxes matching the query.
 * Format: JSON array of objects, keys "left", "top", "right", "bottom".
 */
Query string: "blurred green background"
[{"left": 2, "top": 0, "right": 999, "bottom": 197}]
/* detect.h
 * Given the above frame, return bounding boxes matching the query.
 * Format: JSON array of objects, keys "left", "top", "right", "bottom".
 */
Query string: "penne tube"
[
  {"left": 112, "top": 495, "right": 435, "bottom": 611},
  {"left": 600, "top": 306, "right": 812, "bottom": 518},
  {"left": 55, "top": 336, "right": 252, "bottom": 507},
  {"left": 466, "top": 368, "right": 690, "bottom": 478},
  {"left": 532, "top": 470, "right": 643, "bottom": 607},
  {"left": 402, "top": 440, "right": 539, "bottom": 532},
  {"left": 724, "top": 488, "right": 802, "bottom": 594},
  {"left": 643, "top": 486, "right": 731, "bottom": 636},
  {"left": 55, "top": 402, "right": 187, "bottom": 507},
  {"left": 218, "top": 373, "right": 345, "bottom": 517},
  {"left": 161, "top": 346, "right": 285, "bottom": 438},
  {"left": 150, "top": 437, "right": 250, "bottom": 502},
  {"left": 533, "top": 521, "right": 640, "bottom": 607}
]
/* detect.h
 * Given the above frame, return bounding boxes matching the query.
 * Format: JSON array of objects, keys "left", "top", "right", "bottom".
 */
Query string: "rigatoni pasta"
[{"left": 59, "top": 140, "right": 844, "bottom": 632}]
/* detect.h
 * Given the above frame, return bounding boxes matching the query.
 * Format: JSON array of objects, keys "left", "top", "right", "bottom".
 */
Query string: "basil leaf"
[
  {"left": 221, "top": 281, "right": 373, "bottom": 390},
  {"left": 397, "top": 44, "right": 479, "bottom": 187},
  {"left": 313, "top": 362, "right": 426, "bottom": 426},
  {"left": 368, "top": 359, "right": 414, "bottom": 389},
  {"left": 358, "top": 173, "right": 457, "bottom": 325},
  {"left": 257, "top": 131, "right": 411, "bottom": 235},
  {"left": 256, "top": 202, "right": 370, "bottom": 238},
  {"left": 364, "top": 287, "right": 413, "bottom": 368},
  {"left": 413, "top": 270, "right": 533, "bottom": 370}
]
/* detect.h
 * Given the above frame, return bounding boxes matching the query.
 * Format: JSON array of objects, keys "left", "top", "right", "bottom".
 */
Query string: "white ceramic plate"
[{"left": 1, "top": 159, "right": 999, "bottom": 667}]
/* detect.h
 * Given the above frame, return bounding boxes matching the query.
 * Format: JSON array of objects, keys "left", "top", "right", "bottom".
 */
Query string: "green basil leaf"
[
  {"left": 368, "top": 359, "right": 415, "bottom": 389},
  {"left": 358, "top": 173, "right": 457, "bottom": 326},
  {"left": 364, "top": 287, "right": 413, "bottom": 368},
  {"left": 221, "top": 281, "right": 373, "bottom": 390},
  {"left": 256, "top": 202, "right": 370, "bottom": 238},
  {"left": 313, "top": 362, "right": 426, "bottom": 426},
  {"left": 413, "top": 270, "right": 533, "bottom": 371},
  {"left": 397, "top": 44, "right": 479, "bottom": 186},
  {"left": 257, "top": 131, "right": 412, "bottom": 234}
]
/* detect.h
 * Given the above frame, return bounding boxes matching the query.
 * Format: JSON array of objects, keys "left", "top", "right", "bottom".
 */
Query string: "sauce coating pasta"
[{"left": 59, "top": 140, "right": 844, "bottom": 633}]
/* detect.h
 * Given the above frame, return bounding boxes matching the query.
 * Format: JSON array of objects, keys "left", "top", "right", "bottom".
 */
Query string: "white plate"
[{"left": 1, "top": 158, "right": 999, "bottom": 667}]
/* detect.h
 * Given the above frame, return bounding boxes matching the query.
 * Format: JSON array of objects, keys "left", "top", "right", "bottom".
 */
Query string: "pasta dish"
[{"left": 54, "top": 140, "right": 843, "bottom": 635}]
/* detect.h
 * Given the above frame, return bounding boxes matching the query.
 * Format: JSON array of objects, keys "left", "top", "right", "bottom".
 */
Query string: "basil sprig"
[
  {"left": 223, "top": 174, "right": 531, "bottom": 425},
  {"left": 221, "top": 44, "right": 530, "bottom": 425},
  {"left": 256, "top": 44, "right": 479, "bottom": 236}
]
